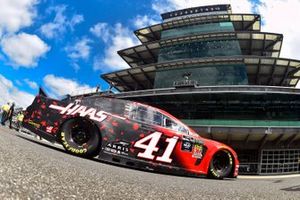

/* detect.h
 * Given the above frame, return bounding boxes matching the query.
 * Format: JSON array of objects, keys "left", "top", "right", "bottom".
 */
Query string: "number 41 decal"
[{"left": 134, "top": 132, "right": 179, "bottom": 163}]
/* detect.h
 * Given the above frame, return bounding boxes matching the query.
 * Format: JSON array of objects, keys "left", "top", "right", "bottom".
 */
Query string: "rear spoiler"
[{"left": 38, "top": 87, "right": 48, "bottom": 97}]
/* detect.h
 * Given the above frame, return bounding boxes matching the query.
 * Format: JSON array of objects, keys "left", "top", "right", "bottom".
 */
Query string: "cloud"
[
  {"left": 24, "top": 78, "right": 38, "bottom": 89},
  {"left": 43, "top": 74, "right": 95, "bottom": 97},
  {"left": 133, "top": 15, "right": 160, "bottom": 28},
  {"left": 0, "top": 74, "right": 35, "bottom": 108},
  {"left": 92, "top": 56, "right": 102, "bottom": 72},
  {"left": 1, "top": 32, "right": 50, "bottom": 67},
  {"left": 257, "top": 0, "right": 300, "bottom": 60},
  {"left": 40, "top": 5, "right": 84, "bottom": 39},
  {"left": 152, "top": 0, "right": 254, "bottom": 14},
  {"left": 0, "top": 0, "right": 38, "bottom": 36},
  {"left": 15, "top": 80, "right": 23, "bottom": 86},
  {"left": 91, "top": 23, "right": 140, "bottom": 71},
  {"left": 64, "top": 38, "right": 91, "bottom": 72},
  {"left": 90, "top": 23, "right": 110, "bottom": 42},
  {"left": 71, "top": 62, "right": 80, "bottom": 72},
  {"left": 65, "top": 38, "right": 91, "bottom": 60},
  {"left": 69, "top": 14, "right": 84, "bottom": 30}
]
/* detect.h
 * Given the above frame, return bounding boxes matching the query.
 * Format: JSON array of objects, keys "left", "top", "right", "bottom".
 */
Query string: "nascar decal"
[
  {"left": 49, "top": 103, "right": 125, "bottom": 122},
  {"left": 181, "top": 140, "right": 193, "bottom": 152}
]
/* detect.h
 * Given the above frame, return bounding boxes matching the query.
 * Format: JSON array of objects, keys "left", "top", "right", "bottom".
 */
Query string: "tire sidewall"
[
  {"left": 209, "top": 150, "right": 233, "bottom": 179},
  {"left": 60, "top": 118, "right": 100, "bottom": 157}
]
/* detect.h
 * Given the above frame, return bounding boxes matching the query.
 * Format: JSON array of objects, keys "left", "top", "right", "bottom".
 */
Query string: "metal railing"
[
  {"left": 113, "top": 85, "right": 300, "bottom": 98},
  {"left": 260, "top": 149, "right": 300, "bottom": 174}
]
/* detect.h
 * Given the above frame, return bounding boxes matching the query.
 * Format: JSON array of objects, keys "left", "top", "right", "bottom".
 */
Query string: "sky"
[{"left": 1, "top": 0, "right": 300, "bottom": 108}]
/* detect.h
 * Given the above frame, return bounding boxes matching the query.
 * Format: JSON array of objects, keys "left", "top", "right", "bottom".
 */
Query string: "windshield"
[{"left": 126, "top": 103, "right": 189, "bottom": 134}]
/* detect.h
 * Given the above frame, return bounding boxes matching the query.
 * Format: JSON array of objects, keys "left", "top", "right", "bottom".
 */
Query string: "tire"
[
  {"left": 208, "top": 150, "right": 233, "bottom": 179},
  {"left": 60, "top": 118, "right": 100, "bottom": 157}
]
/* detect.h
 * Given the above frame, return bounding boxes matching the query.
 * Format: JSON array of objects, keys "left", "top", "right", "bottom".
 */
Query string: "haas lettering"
[{"left": 49, "top": 103, "right": 108, "bottom": 122}]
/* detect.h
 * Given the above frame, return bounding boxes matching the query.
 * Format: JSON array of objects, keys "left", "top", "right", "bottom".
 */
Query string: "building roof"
[
  {"left": 102, "top": 56, "right": 300, "bottom": 91},
  {"left": 135, "top": 14, "right": 261, "bottom": 43},
  {"left": 119, "top": 32, "right": 283, "bottom": 68},
  {"left": 161, "top": 4, "right": 232, "bottom": 21}
]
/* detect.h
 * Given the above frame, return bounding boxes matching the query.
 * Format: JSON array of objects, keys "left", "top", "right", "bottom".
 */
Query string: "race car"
[{"left": 23, "top": 90, "right": 239, "bottom": 179}]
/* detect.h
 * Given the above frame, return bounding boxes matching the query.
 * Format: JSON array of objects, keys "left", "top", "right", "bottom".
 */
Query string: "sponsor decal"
[
  {"left": 28, "top": 120, "right": 41, "bottom": 128},
  {"left": 181, "top": 140, "right": 193, "bottom": 152},
  {"left": 50, "top": 103, "right": 108, "bottom": 122},
  {"left": 104, "top": 141, "right": 130, "bottom": 156},
  {"left": 182, "top": 135, "right": 203, "bottom": 145},
  {"left": 181, "top": 135, "right": 203, "bottom": 152},
  {"left": 46, "top": 126, "right": 53, "bottom": 133},
  {"left": 192, "top": 144, "right": 203, "bottom": 159},
  {"left": 49, "top": 103, "right": 126, "bottom": 123}
]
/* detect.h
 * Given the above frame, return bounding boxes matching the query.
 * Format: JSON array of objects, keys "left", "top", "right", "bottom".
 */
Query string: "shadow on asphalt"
[
  {"left": 281, "top": 185, "right": 300, "bottom": 192},
  {"left": 15, "top": 134, "right": 66, "bottom": 154},
  {"left": 14, "top": 133, "right": 236, "bottom": 182}
]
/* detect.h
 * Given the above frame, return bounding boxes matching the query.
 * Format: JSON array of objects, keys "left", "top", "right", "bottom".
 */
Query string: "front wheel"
[
  {"left": 60, "top": 118, "right": 100, "bottom": 157},
  {"left": 208, "top": 150, "right": 233, "bottom": 179}
]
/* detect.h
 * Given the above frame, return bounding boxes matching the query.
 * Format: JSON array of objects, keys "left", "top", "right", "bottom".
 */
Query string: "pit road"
[{"left": 0, "top": 126, "right": 299, "bottom": 199}]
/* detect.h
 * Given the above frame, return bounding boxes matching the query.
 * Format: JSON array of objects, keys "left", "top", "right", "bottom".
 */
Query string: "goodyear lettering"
[
  {"left": 210, "top": 168, "right": 220, "bottom": 178},
  {"left": 210, "top": 150, "right": 233, "bottom": 178},
  {"left": 224, "top": 150, "right": 233, "bottom": 165},
  {"left": 61, "top": 132, "right": 87, "bottom": 154}
]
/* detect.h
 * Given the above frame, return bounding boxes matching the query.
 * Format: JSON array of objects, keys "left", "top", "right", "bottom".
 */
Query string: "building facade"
[{"left": 102, "top": 5, "right": 300, "bottom": 174}]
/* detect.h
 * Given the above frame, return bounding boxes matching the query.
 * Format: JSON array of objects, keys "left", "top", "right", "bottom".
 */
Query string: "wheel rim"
[
  {"left": 70, "top": 123, "right": 91, "bottom": 146},
  {"left": 212, "top": 151, "right": 230, "bottom": 173}
]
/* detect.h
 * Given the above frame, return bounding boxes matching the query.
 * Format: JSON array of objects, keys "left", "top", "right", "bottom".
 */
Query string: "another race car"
[{"left": 23, "top": 90, "right": 239, "bottom": 179}]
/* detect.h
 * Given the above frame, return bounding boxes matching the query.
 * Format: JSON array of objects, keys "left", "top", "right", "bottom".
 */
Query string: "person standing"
[
  {"left": 1, "top": 102, "right": 10, "bottom": 125},
  {"left": 16, "top": 111, "right": 24, "bottom": 132},
  {"left": 8, "top": 102, "right": 15, "bottom": 129}
]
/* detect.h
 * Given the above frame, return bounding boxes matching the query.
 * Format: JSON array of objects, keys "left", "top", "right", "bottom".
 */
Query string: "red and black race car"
[{"left": 23, "top": 90, "right": 239, "bottom": 179}]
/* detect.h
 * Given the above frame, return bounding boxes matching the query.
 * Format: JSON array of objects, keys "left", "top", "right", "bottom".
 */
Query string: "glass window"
[
  {"left": 243, "top": 15, "right": 255, "bottom": 21},
  {"left": 127, "top": 103, "right": 189, "bottom": 134},
  {"left": 158, "top": 39, "right": 242, "bottom": 62},
  {"left": 290, "top": 79, "right": 298, "bottom": 85},
  {"left": 161, "top": 22, "right": 234, "bottom": 39},
  {"left": 132, "top": 105, "right": 163, "bottom": 126},
  {"left": 154, "top": 64, "right": 249, "bottom": 88},
  {"left": 253, "top": 21, "right": 260, "bottom": 30},
  {"left": 276, "top": 60, "right": 289, "bottom": 66},
  {"left": 163, "top": 116, "right": 189, "bottom": 134},
  {"left": 290, "top": 61, "right": 300, "bottom": 67}
]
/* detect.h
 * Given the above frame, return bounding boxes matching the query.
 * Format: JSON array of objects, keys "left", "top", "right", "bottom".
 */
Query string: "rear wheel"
[
  {"left": 60, "top": 118, "right": 100, "bottom": 157},
  {"left": 208, "top": 150, "right": 233, "bottom": 179}
]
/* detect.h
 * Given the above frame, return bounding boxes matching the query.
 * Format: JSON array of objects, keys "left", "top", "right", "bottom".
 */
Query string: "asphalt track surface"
[{"left": 1, "top": 126, "right": 300, "bottom": 200}]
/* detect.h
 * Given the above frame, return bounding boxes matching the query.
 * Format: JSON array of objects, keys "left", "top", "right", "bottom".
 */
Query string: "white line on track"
[{"left": 238, "top": 174, "right": 300, "bottom": 179}]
